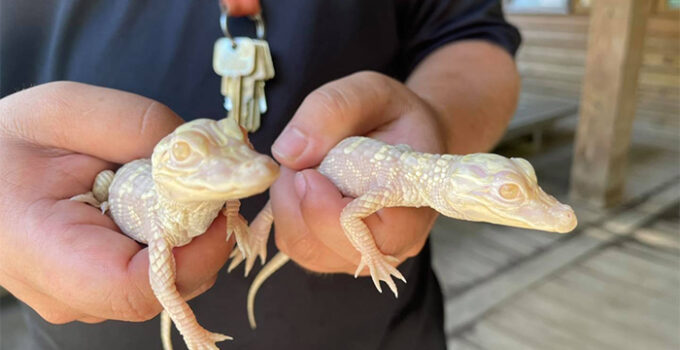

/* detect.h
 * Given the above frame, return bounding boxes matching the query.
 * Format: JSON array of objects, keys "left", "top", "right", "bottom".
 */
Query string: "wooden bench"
[{"left": 501, "top": 93, "right": 579, "bottom": 149}]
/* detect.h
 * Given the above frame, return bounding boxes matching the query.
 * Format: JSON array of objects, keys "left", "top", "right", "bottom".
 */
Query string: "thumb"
[
  {"left": 0, "top": 81, "right": 183, "bottom": 163},
  {"left": 173, "top": 214, "right": 234, "bottom": 296},
  {"left": 297, "top": 169, "right": 358, "bottom": 262},
  {"left": 271, "top": 71, "right": 416, "bottom": 170}
]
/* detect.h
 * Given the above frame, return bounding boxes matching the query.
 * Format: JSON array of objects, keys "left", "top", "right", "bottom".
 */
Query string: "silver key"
[
  {"left": 221, "top": 76, "right": 243, "bottom": 122},
  {"left": 240, "top": 73, "right": 257, "bottom": 131},
  {"left": 213, "top": 37, "right": 256, "bottom": 77},
  {"left": 214, "top": 10, "right": 274, "bottom": 132},
  {"left": 239, "top": 40, "right": 274, "bottom": 132},
  {"left": 214, "top": 37, "right": 257, "bottom": 122}
]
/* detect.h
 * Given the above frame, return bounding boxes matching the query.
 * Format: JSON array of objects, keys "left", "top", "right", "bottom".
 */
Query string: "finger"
[
  {"left": 368, "top": 207, "right": 437, "bottom": 259},
  {"left": 222, "top": 0, "right": 261, "bottom": 16},
  {"left": 21, "top": 190, "right": 232, "bottom": 322},
  {"left": 173, "top": 214, "right": 233, "bottom": 295},
  {"left": 0, "top": 275, "right": 86, "bottom": 324},
  {"left": 271, "top": 72, "right": 418, "bottom": 169},
  {"left": 298, "top": 170, "right": 435, "bottom": 266},
  {"left": 296, "top": 170, "right": 359, "bottom": 262},
  {"left": 182, "top": 274, "right": 218, "bottom": 301},
  {"left": 269, "top": 167, "right": 354, "bottom": 273},
  {"left": 16, "top": 198, "right": 159, "bottom": 321},
  {"left": 0, "top": 81, "right": 183, "bottom": 163},
  {"left": 78, "top": 316, "right": 106, "bottom": 324}
]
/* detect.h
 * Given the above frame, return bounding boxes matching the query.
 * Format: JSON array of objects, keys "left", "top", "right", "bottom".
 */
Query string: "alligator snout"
[{"left": 549, "top": 203, "right": 578, "bottom": 233}]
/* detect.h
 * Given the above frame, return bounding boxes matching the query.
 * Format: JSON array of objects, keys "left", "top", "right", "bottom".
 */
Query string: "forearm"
[{"left": 406, "top": 40, "right": 520, "bottom": 154}]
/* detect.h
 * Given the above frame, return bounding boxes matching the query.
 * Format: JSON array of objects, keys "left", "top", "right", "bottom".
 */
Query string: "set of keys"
[{"left": 213, "top": 11, "right": 274, "bottom": 132}]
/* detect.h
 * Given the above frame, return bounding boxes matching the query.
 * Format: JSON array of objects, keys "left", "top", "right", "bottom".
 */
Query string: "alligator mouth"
[{"left": 475, "top": 199, "right": 576, "bottom": 234}]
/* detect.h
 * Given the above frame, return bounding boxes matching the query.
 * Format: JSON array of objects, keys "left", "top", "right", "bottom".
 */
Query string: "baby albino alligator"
[
  {"left": 227, "top": 136, "right": 578, "bottom": 329},
  {"left": 72, "top": 117, "right": 279, "bottom": 350}
]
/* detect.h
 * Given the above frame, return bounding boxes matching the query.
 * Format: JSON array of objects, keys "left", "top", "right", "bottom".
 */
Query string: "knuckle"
[
  {"left": 40, "top": 80, "right": 80, "bottom": 92},
  {"left": 352, "top": 70, "right": 388, "bottom": 85},
  {"left": 136, "top": 100, "right": 175, "bottom": 136},
  {"left": 351, "top": 70, "right": 393, "bottom": 94},
  {"left": 38, "top": 309, "right": 77, "bottom": 325},
  {"left": 201, "top": 276, "right": 218, "bottom": 291},
  {"left": 305, "top": 84, "right": 354, "bottom": 121},
  {"left": 110, "top": 282, "right": 161, "bottom": 322},
  {"left": 119, "top": 297, "right": 159, "bottom": 322}
]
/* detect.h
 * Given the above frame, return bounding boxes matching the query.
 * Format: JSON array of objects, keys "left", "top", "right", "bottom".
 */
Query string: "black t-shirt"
[{"left": 1, "top": 1, "right": 520, "bottom": 349}]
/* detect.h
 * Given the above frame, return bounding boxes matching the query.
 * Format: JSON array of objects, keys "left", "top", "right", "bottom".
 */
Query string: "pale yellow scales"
[
  {"left": 72, "top": 117, "right": 279, "bottom": 350},
  {"left": 227, "top": 136, "right": 578, "bottom": 329},
  {"left": 73, "top": 127, "right": 577, "bottom": 349}
]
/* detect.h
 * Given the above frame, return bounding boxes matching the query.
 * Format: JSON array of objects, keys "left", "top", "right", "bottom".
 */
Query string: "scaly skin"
[
  {"left": 233, "top": 136, "right": 577, "bottom": 329},
  {"left": 71, "top": 117, "right": 279, "bottom": 350}
]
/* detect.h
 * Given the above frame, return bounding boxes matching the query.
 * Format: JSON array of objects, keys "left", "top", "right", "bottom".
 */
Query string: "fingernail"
[
  {"left": 272, "top": 126, "right": 308, "bottom": 162},
  {"left": 294, "top": 172, "right": 307, "bottom": 198}
]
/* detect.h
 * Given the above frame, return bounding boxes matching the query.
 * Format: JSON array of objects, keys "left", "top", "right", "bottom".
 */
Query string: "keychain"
[{"left": 213, "top": 2, "right": 274, "bottom": 132}]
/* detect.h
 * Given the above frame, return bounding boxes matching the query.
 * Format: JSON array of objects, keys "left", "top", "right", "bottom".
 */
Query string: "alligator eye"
[
  {"left": 172, "top": 141, "right": 192, "bottom": 161},
  {"left": 499, "top": 183, "right": 520, "bottom": 200}
]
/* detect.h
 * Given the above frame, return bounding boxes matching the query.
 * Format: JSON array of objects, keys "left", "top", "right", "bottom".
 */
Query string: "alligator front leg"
[
  {"left": 148, "top": 225, "right": 231, "bottom": 350},
  {"left": 224, "top": 199, "right": 251, "bottom": 258},
  {"left": 228, "top": 200, "right": 273, "bottom": 276},
  {"left": 340, "top": 188, "right": 406, "bottom": 297}
]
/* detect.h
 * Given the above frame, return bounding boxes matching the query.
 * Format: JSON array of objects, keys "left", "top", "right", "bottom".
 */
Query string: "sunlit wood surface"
[{"left": 433, "top": 119, "right": 680, "bottom": 350}]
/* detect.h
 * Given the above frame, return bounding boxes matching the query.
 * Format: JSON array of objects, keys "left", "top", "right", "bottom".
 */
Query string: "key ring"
[{"left": 219, "top": 3, "right": 266, "bottom": 44}]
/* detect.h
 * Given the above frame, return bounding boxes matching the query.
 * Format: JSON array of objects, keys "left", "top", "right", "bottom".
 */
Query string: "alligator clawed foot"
[{"left": 354, "top": 254, "right": 406, "bottom": 298}]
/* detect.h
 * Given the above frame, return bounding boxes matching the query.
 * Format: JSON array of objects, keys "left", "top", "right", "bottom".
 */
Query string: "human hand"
[
  {"left": 0, "top": 82, "right": 234, "bottom": 324},
  {"left": 269, "top": 71, "right": 446, "bottom": 275}
]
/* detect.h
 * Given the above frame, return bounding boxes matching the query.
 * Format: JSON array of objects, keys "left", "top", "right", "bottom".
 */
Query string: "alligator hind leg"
[
  {"left": 148, "top": 226, "right": 231, "bottom": 350},
  {"left": 70, "top": 169, "right": 115, "bottom": 213},
  {"left": 340, "top": 188, "right": 406, "bottom": 297}
]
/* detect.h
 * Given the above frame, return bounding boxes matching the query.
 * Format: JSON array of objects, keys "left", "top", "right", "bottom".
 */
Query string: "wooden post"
[{"left": 570, "top": 0, "right": 651, "bottom": 208}]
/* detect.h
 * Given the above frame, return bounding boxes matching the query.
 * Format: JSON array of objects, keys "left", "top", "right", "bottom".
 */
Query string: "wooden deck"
[{"left": 432, "top": 117, "right": 680, "bottom": 350}]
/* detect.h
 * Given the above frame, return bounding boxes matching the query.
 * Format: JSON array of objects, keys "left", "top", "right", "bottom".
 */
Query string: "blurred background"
[
  {"left": 432, "top": 0, "right": 680, "bottom": 349},
  {"left": 1, "top": 0, "right": 678, "bottom": 349}
]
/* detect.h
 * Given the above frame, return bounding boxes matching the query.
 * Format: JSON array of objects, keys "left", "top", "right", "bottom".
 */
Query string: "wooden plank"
[
  {"left": 640, "top": 70, "right": 680, "bottom": 87},
  {"left": 642, "top": 52, "right": 680, "bottom": 69},
  {"left": 550, "top": 267, "right": 680, "bottom": 329},
  {"left": 504, "top": 98, "right": 579, "bottom": 142},
  {"left": 463, "top": 318, "right": 538, "bottom": 350},
  {"left": 510, "top": 292, "right": 637, "bottom": 349},
  {"left": 645, "top": 36, "right": 680, "bottom": 54},
  {"left": 507, "top": 14, "right": 590, "bottom": 29},
  {"left": 481, "top": 304, "right": 594, "bottom": 350},
  {"left": 622, "top": 239, "right": 679, "bottom": 265},
  {"left": 584, "top": 248, "right": 680, "bottom": 294},
  {"left": 630, "top": 123, "right": 680, "bottom": 151},
  {"left": 647, "top": 17, "right": 680, "bottom": 37},
  {"left": 575, "top": 263, "right": 671, "bottom": 299},
  {"left": 531, "top": 284, "right": 677, "bottom": 349},
  {"left": 445, "top": 181, "right": 679, "bottom": 334},
  {"left": 447, "top": 337, "right": 485, "bottom": 350},
  {"left": 521, "top": 76, "right": 680, "bottom": 97},
  {"left": 445, "top": 228, "right": 604, "bottom": 334},
  {"left": 570, "top": 0, "right": 652, "bottom": 207}
]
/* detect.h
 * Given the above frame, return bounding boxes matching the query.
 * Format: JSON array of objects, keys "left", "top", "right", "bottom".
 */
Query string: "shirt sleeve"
[{"left": 396, "top": 0, "right": 521, "bottom": 74}]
